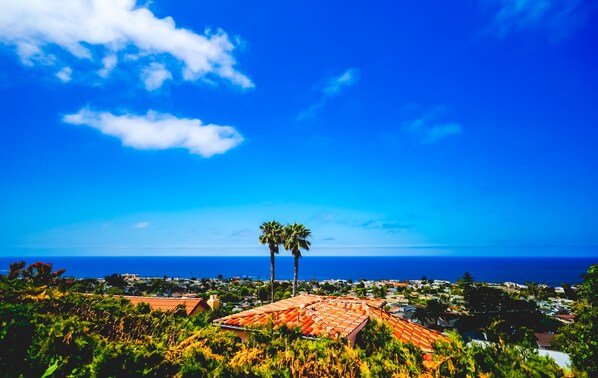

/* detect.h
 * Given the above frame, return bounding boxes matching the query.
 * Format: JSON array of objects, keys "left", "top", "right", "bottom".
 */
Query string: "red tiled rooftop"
[
  {"left": 124, "top": 296, "right": 210, "bottom": 316},
  {"left": 381, "top": 281, "right": 409, "bottom": 287},
  {"left": 367, "top": 307, "right": 445, "bottom": 352},
  {"left": 534, "top": 333, "right": 557, "bottom": 348},
  {"left": 214, "top": 295, "right": 446, "bottom": 352}
]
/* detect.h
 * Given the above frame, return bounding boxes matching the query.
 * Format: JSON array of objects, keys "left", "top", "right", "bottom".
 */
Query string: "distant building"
[
  {"left": 122, "top": 273, "right": 140, "bottom": 281},
  {"left": 124, "top": 296, "right": 211, "bottom": 316},
  {"left": 555, "top": 314, "right": 576, "bottom": 324},
  {"left": 534, "top": 333, "right": 557, "bottom": 350},
  {"left": 213, "top": 295, "right": 446, "bottom": 354},
  {"left": 381, "top": 281, "right": 409, "bottom": 288},
  {"left": 207, "top": 294, "right": 220, "bottom": 310},
  {"left": 387, "top": 303, "right": 416, "bottom": 320}
]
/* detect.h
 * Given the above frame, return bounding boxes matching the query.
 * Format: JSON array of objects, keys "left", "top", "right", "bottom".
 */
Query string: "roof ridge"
[
  {"left": 123, "top": 295, "right": 203, "bottom": 301},
  {"left": 216, "top": 295, "right": 325, "bottom": 322}
]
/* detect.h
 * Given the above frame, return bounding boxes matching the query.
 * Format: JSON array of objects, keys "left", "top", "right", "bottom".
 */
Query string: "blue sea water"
[{"left": 1, "top": 256, "right": 595, "bottom": 286}]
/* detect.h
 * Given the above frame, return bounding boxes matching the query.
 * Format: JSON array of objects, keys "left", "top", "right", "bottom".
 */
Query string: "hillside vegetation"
[{"left": 2, "top": 262, "right": 593, "bottom": 377}]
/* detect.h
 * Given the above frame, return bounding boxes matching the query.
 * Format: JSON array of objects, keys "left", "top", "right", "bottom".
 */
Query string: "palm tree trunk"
[
  {"left": 270, "top": 251, "right": 275, "bottom": 303},
  {"left": 293, "top": 254, "right": 299, "bottom": 297}
]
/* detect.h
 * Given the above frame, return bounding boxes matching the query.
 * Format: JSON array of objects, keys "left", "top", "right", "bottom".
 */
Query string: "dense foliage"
[
  {"left": 457, "top": 284, "right": 550, "bottom": 344},
  {"left": 556, "top": 264, "right": 598, "bottom": 377},
  {"left": 0, "top": 262, "right": 577, "bottom": 377}
]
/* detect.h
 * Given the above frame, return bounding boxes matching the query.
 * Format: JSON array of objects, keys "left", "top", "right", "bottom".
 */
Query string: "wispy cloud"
[
  {"left": 134, "top": 222, "right": 150, "bottom": 229},
  {"left": 311, "top": 211, "right": 412, "bottom": 234},
  {"left": 230, "top": 229, "right": 254, "bottom": 238},
  {"left": 402, "top": 106, "right": 462, "bottom": 144},
  {"left": 349, "top": 219, "right": 412, "bottom": 233},
  {"left": 323, "top": 68, "right": 360, "bottom": 97},
  {"left": 297, "top": 68, "right": 360, "bottom": 119},
  {"left": 0, "top": 0, "right": 253, "bottom": 89},
  {"left": 63, "top": 108, "right": 243, "bottom": 157},
  {"left": 485, "top": 0, "right": 593, "bottom": 39}
]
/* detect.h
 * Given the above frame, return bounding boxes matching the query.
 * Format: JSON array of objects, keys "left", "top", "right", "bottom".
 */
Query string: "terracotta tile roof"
[
  {"left": 534, "top": 333, "right": 557, "bottom": 348},
  {"left": 381, "top": 281, "right": 409, "bottom": 287},
  {"left": 214, "top": 295, "right": 446, "bottom": 352},
  {"left": 124, "top": 296, "right": 210, "bottom": 316},
  {"left": 367, "top": 307, "right": 446, "bottom": 352}
]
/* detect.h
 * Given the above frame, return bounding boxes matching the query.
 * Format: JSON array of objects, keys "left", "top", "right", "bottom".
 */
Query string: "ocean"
[{"left": 1, "top": 256, "right": 595, "bottom": 286}]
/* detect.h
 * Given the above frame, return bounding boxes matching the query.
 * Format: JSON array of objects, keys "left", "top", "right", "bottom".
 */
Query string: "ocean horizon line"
[
  {"left": 3, "top": 254, "right": 598, "bottom": 259},
  {"left": 2, "top": 256, "right": 595, "bottom": 285}
]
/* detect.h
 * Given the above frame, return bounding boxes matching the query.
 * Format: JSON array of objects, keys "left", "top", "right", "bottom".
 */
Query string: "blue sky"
[{"left": 1, "top": 0, "right": 597, "bottom": 256}]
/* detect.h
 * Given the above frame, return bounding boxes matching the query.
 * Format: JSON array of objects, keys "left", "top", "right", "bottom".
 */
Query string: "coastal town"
[
  {"left": 3, "top": 259, "right": 596, "bottom": 376},
  {"left": 75, "top": 270, "right": 577, "bottom": 354}
]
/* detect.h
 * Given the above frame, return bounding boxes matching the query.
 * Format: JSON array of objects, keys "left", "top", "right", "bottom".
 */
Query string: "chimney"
[{"left": 207, "top": 294, "right": 220, "bottom": 310}]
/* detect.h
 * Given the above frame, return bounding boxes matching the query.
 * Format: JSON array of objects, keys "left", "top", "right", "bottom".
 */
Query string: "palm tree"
[
  {"left": 259, "top": 220, "right": 284, "bottom": 303},
  {"left": 283, "top": 223, "right": 311, "bottom": 297}
]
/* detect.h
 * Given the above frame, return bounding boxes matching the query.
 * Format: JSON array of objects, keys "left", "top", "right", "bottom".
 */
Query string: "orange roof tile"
[
  {"left": 124, "top": 296, "right": 210, "bottom": 316},
  {"left": 368, "top": 307, "right": 446, "bottom": 352},
  {"left": 214, "top": 295, "right": 446, "bottom": 352},
  {"left": 381, "top": 281, "right": 409, "bottom": 287}
]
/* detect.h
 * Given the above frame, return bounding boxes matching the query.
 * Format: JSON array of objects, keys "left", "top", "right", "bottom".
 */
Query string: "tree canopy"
[{"left": 556, "top": 264, "right": 598, "bottom": 376}]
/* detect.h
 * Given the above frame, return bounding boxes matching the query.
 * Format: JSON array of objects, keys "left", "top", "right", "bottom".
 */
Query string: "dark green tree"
[
  {"left": 556, "top": 264, "right": 598, "bottom": 376},
  {"left": 561, "top": 282, "right": 576, "bottom": 300},
  {"left": 258, "top": 220, "right": 284, "bottom": 303},
  {"left": 413, "top": 299, "right": 448, "bottom": 327},
  {"left": 457, "top": 271, "right": 474, "bottom": 288},
  {"left": 104, "top": 273, "right": 127, "bottom": 289},
  {"left": 283, "top": 223, "right": 311, "bottom": 297},
  {"left": 461, "top": 285, "right": 541, "bottom": 338},
  {"left": 371, "top": 285, "right": 388, "bottom": 299}
]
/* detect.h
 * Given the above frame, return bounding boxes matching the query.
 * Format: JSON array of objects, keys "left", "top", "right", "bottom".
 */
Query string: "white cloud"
[
  {"left": 63, "top": 108, "right": 244, "bottom": 157},
  {"left": 297, "top": 67, "right": 359, "bottom": 119},
  {"left": 98, "top": 54, "right": 118, "bottom": 78},
  {"left": 486, "top": 0, "right": 590, "bottom": 39},
  {"left": 296, "top": 103, "right": 323, "bottom": 120},
  {"left": 141, "top": 62, "right": 172, "bottom": 90},
  {"left": 403, "top": 107, "right": 463, "bottom": 144},
  {"left": 323, "top": 68, "right": 360, "bottom": 97},
  {"left": 55, "top": 66, "right": 72, "bottom": 82},
  {"left": 422, "top": 123, "right": 462, "bottom": 143},
  {"left": 134, "top": 221, "right": 150, "bottom": 229},
  {"left": 0, "top": 0, "right": 253, "bottom": 89}
]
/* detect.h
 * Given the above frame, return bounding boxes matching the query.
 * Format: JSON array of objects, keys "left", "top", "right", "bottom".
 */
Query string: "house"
[
  {"left": 387, "top": 304, "right": 416, "bottom": 320},
  {"left": 555, "top": 314, "right": 576, "bottom": 324},
  {"left": 381, "top": 281, "right": 409, "bottom": 288},
  {"left": 124, "top": 295, "right": 211, "bottom": 316},
  {"left": 213, "top": 295, "right": 446, "bottom": 353},
  {"left": 534, "top": 333, "right": 557, "bottom": 350}
]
